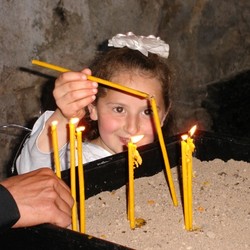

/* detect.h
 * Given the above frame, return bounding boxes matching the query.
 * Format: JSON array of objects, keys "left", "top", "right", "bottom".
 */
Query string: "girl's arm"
[{"left": 37, "top": 68, "right": 98, "bottom": 153}]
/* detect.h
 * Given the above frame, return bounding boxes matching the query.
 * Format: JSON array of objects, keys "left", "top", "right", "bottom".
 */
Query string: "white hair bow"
[{"left": 108, "top": 32, "right": 169, "bottom": 59}]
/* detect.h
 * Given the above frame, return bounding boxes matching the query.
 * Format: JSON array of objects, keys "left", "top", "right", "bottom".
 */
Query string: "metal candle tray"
[
  {"left": 61, "top": 130, "right": 250, "bottom": 199},
  {"left": 1, "top": 130, "right": 249, "bottom": 249}
]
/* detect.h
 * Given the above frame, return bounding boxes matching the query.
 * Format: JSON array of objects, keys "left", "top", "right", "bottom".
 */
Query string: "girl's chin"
[
  {"left": 113, "top": 145, "right": 127, "bottom": 154},
  {"left": 106, "top": 145, "right": 124, "bottom": 155},
  {"left": 115, "top": 148, "right": 125, "bottom": 154}
]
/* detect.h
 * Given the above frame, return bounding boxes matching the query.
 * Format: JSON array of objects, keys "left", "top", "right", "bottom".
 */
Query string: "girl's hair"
[{"left": 84, "top": 47, "right": 173, "bottom": 140}]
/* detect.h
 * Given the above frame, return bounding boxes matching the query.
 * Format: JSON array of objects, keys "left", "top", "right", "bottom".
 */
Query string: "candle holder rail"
[{"left": 61, "top": 130, "right": 250, "bottom": 199}]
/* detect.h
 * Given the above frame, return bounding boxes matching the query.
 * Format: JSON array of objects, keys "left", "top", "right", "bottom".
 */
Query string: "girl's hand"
[{"left": 53, "top": 68, "right": 98, "bottom": 120}]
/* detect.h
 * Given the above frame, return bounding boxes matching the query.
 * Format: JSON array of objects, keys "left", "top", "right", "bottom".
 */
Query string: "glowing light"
[{"left": 130, "top": 135, "right": 144, "bottom": 144}]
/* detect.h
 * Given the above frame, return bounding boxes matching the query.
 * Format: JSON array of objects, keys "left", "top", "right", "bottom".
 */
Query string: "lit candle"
[
  {"left": 150, "top": 96, "right": 178, "bottom": 206},
  {"left": 127, "top": 135, "right": 143, "bottom": 229},
  {"left": 181, "top": 134, "right": 190, "bottom": 230},
  {"left": 51, "top": 121, "right": 61, "bottom": 178},
  {"left": 128, "top": 140, "right": 136, "bottom": 229},
  {"left": 181, "top": 125, "right": 196, "bottom": 231},
  {"left": 69, "top": 117, "right": 79, "bottom": 231},
  {"left": 76, "top": 126, "right": 86, "bottom": 233},
  {"left": 186, "top": 141, "right": 193, "bottom": 230},
  {"left": 32, "top": 60, "right": 149, "bottom": 98},
  {"left": 187, "top": 125, "right": 196, "bottom": 230}
]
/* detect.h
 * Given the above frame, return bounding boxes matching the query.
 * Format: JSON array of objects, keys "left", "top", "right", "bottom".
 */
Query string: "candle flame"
[
  {"left": 181, "top": 134, "right": 188, "bottom": 141},
  {"left": 76, "top": 126, "right": 85, "bottom": 132},
  {"left": 51, "top": 120, "right": 58, "bottom": 126},
  {"left": 131, "top": 135, "right": 144, "bottom": 144},
  {"left": 70, "top": 117, "right": 80, "bottom": 125},
  {"left": 189, "top": 125, "right": 197, "bottom": 137}
]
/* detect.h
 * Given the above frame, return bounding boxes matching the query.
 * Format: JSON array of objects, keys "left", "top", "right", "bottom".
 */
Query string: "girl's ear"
[
  {"left": 160, "top": 112, "right": 168, "bottom": 127},
  {"left": 88, "top": 104, "right": 98, "bottom": 121},
  {"left": 160, "top": 103, "right": 171, "bottom": 126}
]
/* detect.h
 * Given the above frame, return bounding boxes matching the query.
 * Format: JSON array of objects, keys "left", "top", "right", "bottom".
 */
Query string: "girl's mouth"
[{"left": 119, "top": 137, "right": 130, "bottom": 145}]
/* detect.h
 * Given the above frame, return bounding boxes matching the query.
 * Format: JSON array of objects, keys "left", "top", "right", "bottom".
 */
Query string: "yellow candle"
[
  {"left": 51, "top": 121, "right": 61, "bottom": 178},
  {"left": 181, "top": 134, "right": 190, "bottom": 230},
  {"left": 181, "top": 125, "right": 196, "bottom": 231},
  {"left": 32, "top": 60, "right": 69, "bottom": 72},
  {"left": 31, "top": 60, "right": 149, "bottom": 98},
  {"left": 128, "top": 140, "right": 136, "bottom": 229},
  {"left": 187, "top": 136, "right": 195, "bottom": 230},
  {"left": 187, "top": 125, "right": 196, "bottom": 230},
  {"left": 127, "top": 135, "right": 143, "bottom": 229},
  {"left": 69, "top": 117, "right": 79, "bottom": 231},
  {"left": 76, "top": 126, "right": 86, "bottom": 233},
  {"left": 87, "top": 75, "right": 149, "bottom": 98},
  {"left": 150, "top": 96, "right": 178, "bottom": 206}
]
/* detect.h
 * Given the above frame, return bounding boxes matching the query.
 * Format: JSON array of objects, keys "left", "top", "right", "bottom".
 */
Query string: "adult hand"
[
  {"left": 1, "top": 168, "right": 74, "bottom": 228},
  {"left": 53, "top": 68, "right": 98, "bottom": 120}
]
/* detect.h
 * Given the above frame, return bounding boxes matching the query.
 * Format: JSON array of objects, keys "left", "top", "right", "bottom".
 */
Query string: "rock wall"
[{"left": 0, "top": 0, "right": 249, "bottom": 179}]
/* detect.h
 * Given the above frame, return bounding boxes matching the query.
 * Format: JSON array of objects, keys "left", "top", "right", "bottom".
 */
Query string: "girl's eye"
[
  {"left": 113, "top": 106, "right": 125, "bottom": 113},
  {"left": 144, "top": 108, "right": 153, "bottom": 116}
]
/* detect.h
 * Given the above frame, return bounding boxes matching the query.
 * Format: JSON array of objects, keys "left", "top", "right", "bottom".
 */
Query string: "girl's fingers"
[
  {"left": 54, "top": 80, "right": 98, "bottom": 100},
  {"left": 52, "top": 69, "right": 98, "bottom": 119}
]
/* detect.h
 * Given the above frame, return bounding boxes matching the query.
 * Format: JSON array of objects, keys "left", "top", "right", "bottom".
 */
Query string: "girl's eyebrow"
[{"left": 106, "top": 101, "right": 127, "bottom": 105}]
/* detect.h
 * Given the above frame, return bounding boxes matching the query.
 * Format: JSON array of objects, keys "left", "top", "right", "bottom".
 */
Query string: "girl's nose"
[{"left": 124, "top": 115, "right": 140, "bottom": 135}]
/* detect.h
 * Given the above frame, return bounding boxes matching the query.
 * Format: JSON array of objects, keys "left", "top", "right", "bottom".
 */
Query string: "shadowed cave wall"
[{"left": 0, "top": 0, "right": 249, "bottom": 179}]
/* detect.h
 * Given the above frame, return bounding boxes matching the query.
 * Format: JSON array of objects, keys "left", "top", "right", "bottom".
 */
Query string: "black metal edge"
[
  {"left": 0, "top": 223, "right": 133, "bottom": 250},
  {"left": 61, "top": 130, "right": 250, "bottom": 199}
]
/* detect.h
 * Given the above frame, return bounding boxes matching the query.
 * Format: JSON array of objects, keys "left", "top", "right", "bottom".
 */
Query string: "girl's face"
[{"left": 88, "top": 71, "right": 167, "bottom": 154}]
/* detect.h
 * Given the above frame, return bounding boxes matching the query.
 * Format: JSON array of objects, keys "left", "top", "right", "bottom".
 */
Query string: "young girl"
[{"left": 16, "top": 32, "right": 172, "bottom": 174}]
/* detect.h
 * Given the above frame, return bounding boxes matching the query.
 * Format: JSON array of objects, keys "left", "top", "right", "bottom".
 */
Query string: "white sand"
[{"left": 85, "top": 158, "right": 250, "bottom": 250}]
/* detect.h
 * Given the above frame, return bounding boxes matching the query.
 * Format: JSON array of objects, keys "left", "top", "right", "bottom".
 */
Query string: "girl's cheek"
[
  {"left": 138, "top": 125, "right": 155, "bottom": 145},
  {"left": 137, "top": 135, "right": 154, "bottom": 147},
  {"left": 99, "top": 116, "right": 121, "bottom": 132},
  {"left": 146, "top": 133, "right": 155, "bottom": 143}
]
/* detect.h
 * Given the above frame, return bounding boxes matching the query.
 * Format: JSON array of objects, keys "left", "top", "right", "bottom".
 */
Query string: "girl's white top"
[{"left": 16, "top": 111, "right": 112, "bottom": 174}]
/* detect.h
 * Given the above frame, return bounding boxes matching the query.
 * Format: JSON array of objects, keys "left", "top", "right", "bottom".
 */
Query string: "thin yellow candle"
[
  {"left": 69, "top": 117, "right": 79, "bottom": 231},
  {"left": 127, "top": 135, "right": 143, "bottom": 229},
  {"left": 128, "top": 140, "right": 136, "bottom": 229},
  {"left": 32, "top": 60, "right": 69, "bottom": 73},
  {"left": 181, "top": 134, "right": 190, "bottom": 230},
  {"left": 187, "top": 126, "right": 196, "bottom": 230},
  {"left": 51, "top": 121, "right": 61, "bottom": 178},
  {"left": 76, "top": 126, "right": 86, "bottom": 233},
  {"left": 31, "top": 60, "right": 149, "bottom": 98},
  {"left": 88, "top": 75, "right": 149, "bottom": 98},
  {"left": 181, "top": 125, "right": 196, "bottom": 231},
  {"left": 150, "top": 96, "right": 178, "bottom": 206},
  {"left": 186, "top": 140, "right": 193, "bottom": 230}
]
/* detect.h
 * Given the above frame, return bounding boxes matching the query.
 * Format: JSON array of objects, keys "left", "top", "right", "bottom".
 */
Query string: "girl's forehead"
[
  {"left": 99, "top": 88, "right": 166, "bottom": 113},
  {"left": 110, "top": 71, "right": 162, "bottom": 96},
  {"left": 102, "top": 89, "right": 149, "bottom": 105},
  {"left": 99, "top": 72, "right": 165, "bottom": 110}
]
